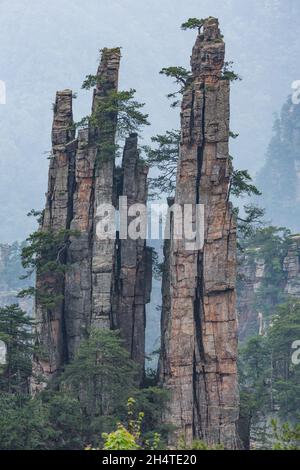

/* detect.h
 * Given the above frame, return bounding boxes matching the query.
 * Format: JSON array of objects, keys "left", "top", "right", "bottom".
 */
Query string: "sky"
[{"left": 0, "top": 0, "right": 299, "bottom": 242}]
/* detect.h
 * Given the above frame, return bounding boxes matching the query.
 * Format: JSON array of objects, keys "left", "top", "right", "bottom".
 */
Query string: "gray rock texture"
[{"left": 33, "top": 49, "right": 151, "bottom": 390}]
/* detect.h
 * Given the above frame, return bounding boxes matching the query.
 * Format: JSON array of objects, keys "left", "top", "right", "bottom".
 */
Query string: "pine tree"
[{"left": 0, "top": 304, "right": 35, "bottom": 394}]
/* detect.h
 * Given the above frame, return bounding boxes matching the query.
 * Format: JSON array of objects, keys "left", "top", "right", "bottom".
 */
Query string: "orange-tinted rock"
[{"left": 159, "top": 18, "right": 239, "bottom": 449}]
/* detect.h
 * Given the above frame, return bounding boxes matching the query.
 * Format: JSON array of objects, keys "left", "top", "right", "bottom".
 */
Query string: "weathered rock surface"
[
  {"left": 159, "top": 18, "right": 239, "bottom": 449},
  {"left": 33, "top": 89, "right": 75, "bottom": 388},
  {"left": 33, "top": 49, "right": 151, "bottom": 388},
  {"left": 238, "top": 235, "right": 300, "bottom": 341}
]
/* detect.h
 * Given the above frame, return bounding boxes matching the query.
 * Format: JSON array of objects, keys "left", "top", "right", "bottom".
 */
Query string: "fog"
[{"left": 0, "top": 0, "right": 299, "bottom": 241}]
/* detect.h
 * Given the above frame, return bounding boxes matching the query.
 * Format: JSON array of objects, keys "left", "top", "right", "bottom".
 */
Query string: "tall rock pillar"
[
  {"left": 114, "top": 133, "right": 152, "bottom": 380},
  {"left": 159, "top": 18, "right": 239, "bottom": 448},
  {"left": 91, "top": 48, "right": 121, "bottom": 329},
  {"left": 33, "top": 90, "right": 75, "bottom": 387}
]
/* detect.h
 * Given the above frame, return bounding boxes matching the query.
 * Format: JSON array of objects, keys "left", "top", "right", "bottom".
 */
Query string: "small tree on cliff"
[
  {"left": 143, "top": 129, "right": 264, "bottom": 240},
  {"left": 181, "top": 18, "right": 206, "bottom": 33}
]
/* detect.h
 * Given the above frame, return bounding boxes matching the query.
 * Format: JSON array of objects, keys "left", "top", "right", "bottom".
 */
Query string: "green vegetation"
[
  {"left": 0, "top": 304, "right": 34, "bottom": 394},
  {"left": 79, "top": 76, "right": 150, "bottom": 160},
  {"left": 143, "top": 129, "right": 180, "bottom": 197},
  {"left": 221, "top": 61, "right": 242, "bottom": 82},
  {"left": 0, "top": 328, "right": 168, "bottom": 449},
  {"left": 88, "top": 398, "right": 161, "bottom": 450},
  {"left": 181, "top": 17, "right": 206, "bottom": 32},
  {"left": 238, "top": 227, "right": 292, "bottom": 318},
  {"left": 272, "top": 420, "right": 300, "bottom": 450},
  {"left": 143, "top": 129, "right": 264, "bottom": 240},
  {"left": 0, "top": 243, "right": 27, "bottom": 291},
  {"left": 239, "top": 300, "right": 300, "bottom": 439}
]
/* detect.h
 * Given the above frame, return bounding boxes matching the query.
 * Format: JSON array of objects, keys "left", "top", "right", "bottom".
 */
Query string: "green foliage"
[
  {"left": 143, "top": 129, "right": 180, "bottom": 197},
  {"left": 239, "top": 300, "right": 300, "bottom": 429},
  {"left": 159, "top": 67, "right": 191, "bottom": 107},
  {"left": 239, "top": 336, "right": 271, "bottom": 420},
  {"left": 0, "top": 328, "right": 167, "bottom": 449},
  {"left": 144, "top": 129, "right": 263, "bottom": 241},
  {"left": 78, "top": 81, "right": 150, "bottom": 160},
  {"left": 271, "top": 420, "right": 300, "bottom": 450},
  {"left": 241, "top": 227, "right": 292, "bottom": 317},
  {"left": 0, "top": 242, "right": 30, "bottom": 291},
  {"left": 90, "top": 398, "right": 162, "bottom": 450},
  {"left": 181, "top": 18, "right": 205, "bottom": 32},
  {"left": 179, "top": 435, "right": 224, "bottom": 450},
  {"left": 60, "top": 329, "right": 137, "bottom": 421},
  {"left": 256, "top": 97, "right": 300, "bottom": 232},
  {"left": 221, "top": 61, "right": 242, "bottom": 82},
  {"left": 230, "top": 168, "right": 261, "bottom": 198},
  {"left": 19, "top": 228, "right": 79, "bottom": 308},
  {"left": 0, "top": 304, "right": 35, "bottom": 394},
  {"left": 159, "top": 67, "right": 191, "bottom": 85}
]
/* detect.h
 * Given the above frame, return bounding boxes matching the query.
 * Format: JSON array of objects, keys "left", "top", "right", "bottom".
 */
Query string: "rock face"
[
  {"left": 283, "top": 235, "right": 300, "bottom": 297},
  {"left": 33, "top": 89, "right": 76, "bottom": 386},
  {"left": 33, "top": 48, "right": 151, "bottom": 388},
  {"left": 238, "top": 235, "right": 300, "bottom": 341},
  {"left": 237, "top": 251, "right": 266, "bottom": 341},
  {"left": 256, "top": 97, "right": 300, "bottom": 233},
  {"left": 159, "top": 18, "right": 239, "bottom": 448}
]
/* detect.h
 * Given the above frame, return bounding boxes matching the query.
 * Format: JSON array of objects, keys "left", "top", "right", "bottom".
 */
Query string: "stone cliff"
[
  {"left": 33, "top": 48, "right": 151, "bottom": 388},
  {"left": 159, "top": 18, "right": 239, "bottom": 448},
  {"left": 238, "top": 234, "right": 300, "bottom": 341}
]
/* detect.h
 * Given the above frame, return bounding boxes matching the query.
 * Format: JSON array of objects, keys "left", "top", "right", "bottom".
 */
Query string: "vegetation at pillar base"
[
  {"left": 239, "top": 299, "right": 300, "bottom": 441},
  {"left": 0, "top": 304, "right": 35, "bottom": 394},
  {"left": 59, "top": 329, "right": 137, "bottom": 420}
]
